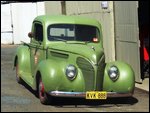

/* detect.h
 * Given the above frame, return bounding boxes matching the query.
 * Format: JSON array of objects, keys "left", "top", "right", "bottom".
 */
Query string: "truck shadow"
[
  {"left": 20, "top": 80, "right": 138, "bottom": 108},
  {"left": 51, "top": 96, "right": 138, "bottom": 108}
]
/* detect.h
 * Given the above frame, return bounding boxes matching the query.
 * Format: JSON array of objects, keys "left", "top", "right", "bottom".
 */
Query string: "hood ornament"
[{"left": 91, "top": 46, "right": 95, "bottom": 51}]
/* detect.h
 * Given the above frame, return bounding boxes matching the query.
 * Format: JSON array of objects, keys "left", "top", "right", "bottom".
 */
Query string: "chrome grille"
[
  {"left": 76, "top": 57, "right": 94, "bottom": 91},
  {"left": 96, "top": 55, "right": 106, "bottom": 90}
]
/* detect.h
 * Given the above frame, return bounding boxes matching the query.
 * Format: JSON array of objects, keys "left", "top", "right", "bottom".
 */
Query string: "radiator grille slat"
[{"left": 76, "top": 57, "right": 94, "bottom": 91}]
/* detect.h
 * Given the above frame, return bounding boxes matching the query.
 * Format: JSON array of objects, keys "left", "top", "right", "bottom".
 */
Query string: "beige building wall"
[
  {"left": 66, "top": 1, "right": 115, "bottom": 62},
  {"left": 44, "top": 1, "right": 115, "bottom": 62},
  {"left": 44, "top": 1, "right": 61, "bottom": 15},
  {"left": 114, "top": 1, "right": 141, "bottom": 82}
]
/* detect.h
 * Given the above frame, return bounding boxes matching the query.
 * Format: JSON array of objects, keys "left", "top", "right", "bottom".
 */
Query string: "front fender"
[
  {"left": 103, "top": 61, "right": 135, "bottom": 93},
  {"left": 14, "top": 45, "right": 31, "bottom": 74},
  {"left": 34, "top": 59, "right": 85, "bottom": 92}
]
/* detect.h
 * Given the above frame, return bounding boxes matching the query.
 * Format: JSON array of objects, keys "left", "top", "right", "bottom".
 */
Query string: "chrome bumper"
[{"left": 48, "top": 91, "right": 133, "bottom": 98}]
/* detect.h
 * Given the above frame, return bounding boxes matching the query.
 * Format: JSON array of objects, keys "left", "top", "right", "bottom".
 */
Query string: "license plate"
[{"left": 86, "top": 91, "right": 107, "bottom": 99}]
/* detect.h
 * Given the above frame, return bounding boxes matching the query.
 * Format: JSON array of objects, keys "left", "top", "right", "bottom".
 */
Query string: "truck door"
[{"left": 30, "top": 22, "right": 45, "bottom": 76}]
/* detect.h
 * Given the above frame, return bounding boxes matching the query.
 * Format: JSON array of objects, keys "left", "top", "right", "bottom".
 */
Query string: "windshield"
[{"left": 47, "top": 24, "right": 100, "bottom": 42}]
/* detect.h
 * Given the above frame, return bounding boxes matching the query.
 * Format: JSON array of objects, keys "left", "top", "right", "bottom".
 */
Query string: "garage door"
[
  {"left": 1, "top": 4, "right": 13, "bottom": 44},
  {"left": 114, "top": 1, "right": 141, "bottom": 82},
  {"left": 1, "top": 2, "right": 45, "bottom": 44}
]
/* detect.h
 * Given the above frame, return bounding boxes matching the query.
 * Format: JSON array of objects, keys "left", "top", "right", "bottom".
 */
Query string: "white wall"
[
  {"left": 12, "top": 2, "right": 45, "bottom": 44},
  {"left": 11, "top": 3, "right": 37, "bottom": 44},
  {"left": 1, "top": 2, "right": 45, "bottom": 44},
  {"left": 1, "top": 4, "right": 13, "bottom": 44},
  {"left": 36, "top": 2, "right": 45, "bottom": 16}
]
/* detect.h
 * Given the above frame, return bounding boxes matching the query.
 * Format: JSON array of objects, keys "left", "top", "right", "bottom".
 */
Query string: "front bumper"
[{"left": 48, "top": 91, "right": 133, "bottom": 98}]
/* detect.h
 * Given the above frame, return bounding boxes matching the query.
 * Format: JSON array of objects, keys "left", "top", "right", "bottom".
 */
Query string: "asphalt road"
[{"left": 1, "top": 45, "right": 149, "bottom": 112}]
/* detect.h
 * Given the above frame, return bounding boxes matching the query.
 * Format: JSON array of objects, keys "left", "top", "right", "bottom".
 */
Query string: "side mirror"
[{"left": 28, "top": 32, "right": 34, "bottom": 38}]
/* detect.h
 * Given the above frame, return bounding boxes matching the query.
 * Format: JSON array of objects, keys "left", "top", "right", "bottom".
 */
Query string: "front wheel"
[
  {"left": 16, "top": 61, "right": 22, "bottom": 84},
  {"left": 39, "top": 78, "right": 52, "bottom": 104}
]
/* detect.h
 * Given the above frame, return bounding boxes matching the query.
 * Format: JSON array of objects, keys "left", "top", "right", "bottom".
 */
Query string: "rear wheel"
[
  {"left": 16, "top": 61, "right": 22, "bottom": 84},
  {"left": 39, "top": 78, "right": 52, "bottom": 104}
]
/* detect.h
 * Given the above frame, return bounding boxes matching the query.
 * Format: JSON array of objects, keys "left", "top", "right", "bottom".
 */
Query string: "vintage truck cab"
[{"left": 14, "top": 15, "right": 135, "bottom": 104}]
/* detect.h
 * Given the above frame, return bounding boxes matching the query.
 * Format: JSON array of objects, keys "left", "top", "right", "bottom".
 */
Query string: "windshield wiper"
[
  {"left": 84, "top": 41, "right": 91, "bottom": 44},
  {"left": 65, "top": 41, "right": 91, "bottom": 45},
  {"left": 51, "top": 37, "right": 67, "bottom": 42}
]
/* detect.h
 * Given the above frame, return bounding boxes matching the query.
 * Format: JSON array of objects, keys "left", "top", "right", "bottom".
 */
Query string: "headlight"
[
  {"left": 66, "top": 65, "right": 77, "bottom": 80},
  {"left": 108, "top": 66, "right": 119, "bottom": 81}
]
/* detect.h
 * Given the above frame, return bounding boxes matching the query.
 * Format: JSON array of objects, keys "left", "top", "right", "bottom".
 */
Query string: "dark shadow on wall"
[{"left": 138, "top": 1, "right": 150, "bottom": 80}]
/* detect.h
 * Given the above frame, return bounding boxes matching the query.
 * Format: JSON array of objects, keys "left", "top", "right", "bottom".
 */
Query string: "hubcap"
[{"left": 39, "top": 80, "right": 45, "bottom": 97}]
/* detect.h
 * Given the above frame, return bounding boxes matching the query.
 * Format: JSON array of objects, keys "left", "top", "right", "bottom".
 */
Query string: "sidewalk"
[{"left": 135, "top": 77, "right": 149, "bottom": 92}]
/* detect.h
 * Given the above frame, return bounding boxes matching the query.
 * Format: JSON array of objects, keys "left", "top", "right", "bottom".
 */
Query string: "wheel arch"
[
  {"left": 14, "top": 55, "right": 18, "bottom": 67},
  {"left": 13, "top": 45, "right": 31, "bottom": 74},
  {"left": 103, "top": 61, "right": 135, "bottom": 93},
  {"left": 35, "top": 71, "right": 42, "bottom": 91}
]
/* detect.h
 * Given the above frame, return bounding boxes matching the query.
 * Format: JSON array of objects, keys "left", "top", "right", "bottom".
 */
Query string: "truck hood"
[{"left": 48, "top": 42, "right": 104, "bottom": 65}]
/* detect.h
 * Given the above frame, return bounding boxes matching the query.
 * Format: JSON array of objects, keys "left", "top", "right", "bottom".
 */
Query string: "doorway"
[{"left": 138, "top": 1, "right": 149, "bottom": 80}]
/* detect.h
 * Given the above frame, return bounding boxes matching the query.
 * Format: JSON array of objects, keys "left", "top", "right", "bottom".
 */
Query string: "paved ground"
[
  {"left": 1, "top": 45, "right": 149, "bottom": 112},
  {"left": 135, "top": 77, "right": 149, "bottom": 92}
]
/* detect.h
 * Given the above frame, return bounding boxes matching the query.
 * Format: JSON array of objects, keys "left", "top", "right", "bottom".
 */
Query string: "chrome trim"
[
  {"left": 49, "top": 91, "right": 85, "bottom": 98},
  {"left": 48, "top": 91, "right": 133, "bottom": 98},
  {"left": 107, "top": 92, "right": 133, "bottom": 98}
]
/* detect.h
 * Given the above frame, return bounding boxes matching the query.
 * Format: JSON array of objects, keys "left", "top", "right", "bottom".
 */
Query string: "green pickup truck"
[{"left": 14, "top": 15, "right": 135, "bottom": 104}]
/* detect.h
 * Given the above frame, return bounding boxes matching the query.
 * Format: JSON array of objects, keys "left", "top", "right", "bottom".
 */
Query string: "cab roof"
[{"left": 33, "top": 15, "right": 101, "bottom": 28}]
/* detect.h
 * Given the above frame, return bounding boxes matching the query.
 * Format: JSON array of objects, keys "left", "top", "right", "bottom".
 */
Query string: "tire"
[
  {"left": 38, "top": 78, "right": 52, "bottom": 104},
  {"left": 16, "top": 61, "right": 22, "bottom": 84}
]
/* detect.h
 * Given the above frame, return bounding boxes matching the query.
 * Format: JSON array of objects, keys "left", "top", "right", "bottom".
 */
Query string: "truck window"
[
  {"left": 34, "top": 23, "right": 43, "bottom": 42},
  {"left": 48, "top": 24, "right": 100, "bottom": 42}
]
